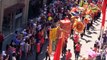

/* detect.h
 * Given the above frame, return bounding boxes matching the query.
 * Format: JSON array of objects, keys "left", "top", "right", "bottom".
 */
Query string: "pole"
[
  {"left": 99, "top": 0, "right": 107, "bottom": 49},
  {"left": 100, "top": 27, "right": 104, "bottom": 49}
]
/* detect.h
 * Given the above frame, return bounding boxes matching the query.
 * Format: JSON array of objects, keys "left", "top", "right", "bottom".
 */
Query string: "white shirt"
[{"left": 12, "top": 57, "right": 16, "bottom": 60}]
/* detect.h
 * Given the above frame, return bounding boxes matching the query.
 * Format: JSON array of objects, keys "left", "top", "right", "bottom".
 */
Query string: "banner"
[
  {"left": 54, "top": 32, "right": 65, "bottom": 60},
  {"left": 49, "top": 27, "right": 58, "bottom": 41},
  {"left": 49, "top": 27, "right": 58, "bottom": 54},
  {"left": 101, "top": 0, "right": 107, "bottom": 27},
  {"left": 99, "top": 0, "right": 107, "bottom": 49},
  {"left": 59, "top": 20, "right": 71, "bottom": 36},
  {"left": 49, "top": 35, "right": 52, "bottom": 55}
]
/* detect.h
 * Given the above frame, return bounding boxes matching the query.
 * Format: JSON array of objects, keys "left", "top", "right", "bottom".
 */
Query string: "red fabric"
[
  {"left": 64, "top": 18, "right": 69, "bottom": 21},
  {"left": 9, "top": 47, "right": 16, "bottom": 53},
  {"left": 54, "top": 38, "right": 63, "bottom": 60},
  {"left": 20, "top": 49, "right": 22, "bottom": 57},
  {"left": 67, "top": 0, "right": 70, "bottom": 2},
  {"left": 75, "top": 44, "right": 81, "bottom": 52},
  {"left": 93, "top": 47, "right": 97, "bottom": 52},
  {"left": 101, "top": 0, "right": 107, "bottom": 27},
  {"left": 74, "top": 34, "right": 79, "bottom": 44},
  {"left": 37, "top": 43, "right": 40, "bottom": 53},
  {"left": 88, "top": 0, "right": 92, "bottom": 3},
  {"left": 0, "top": 34, "right": 4, "bottom": 42},
  {"left": 38, "top": 32, "right": 42, "bottom": 40},
  {"left": 48, "top": 13, "right": 51, "bottom": 16},
  {"left": 98, "top": 0, "right": 102, "bottom": 4},
  {"left": 74, "top": 39, "right": 78, "bottom": 44},
  {"left": 66, "top": 51, "right": 72, "bottom": 60},
  {"left": 41, "top": 37, "right": 44, "bottom": 44}
]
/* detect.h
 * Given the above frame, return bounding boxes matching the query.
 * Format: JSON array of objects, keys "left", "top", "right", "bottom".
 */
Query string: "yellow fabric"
[
  {"left": 49, "top": 38, "right": 52, "bottom": 54},
  {"left": 79, "top": 0, "right": 84, "bottom": 7},
  {"left": 48, "top": 17, "right": 52, "bottom": 21},
  {"left": 48, "top": 27, "right": 58, "bottom": 54},
  {"left": 49, "top": 28, "right": 58, "bottom": 41}
]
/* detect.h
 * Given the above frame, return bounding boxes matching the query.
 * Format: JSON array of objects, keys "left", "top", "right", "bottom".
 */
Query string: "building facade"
[{"left": 0, "top": 0, "right": 29, "bottom": 36}]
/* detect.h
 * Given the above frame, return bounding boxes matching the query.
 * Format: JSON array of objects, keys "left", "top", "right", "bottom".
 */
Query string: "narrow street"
[{"left": 1, "top": 0, "right": 107, "bottom": 60}]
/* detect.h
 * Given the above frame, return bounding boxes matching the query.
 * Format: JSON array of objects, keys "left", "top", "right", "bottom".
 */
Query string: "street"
[{"left": 1, "top": 1, "right": 107, "bottom": 60}]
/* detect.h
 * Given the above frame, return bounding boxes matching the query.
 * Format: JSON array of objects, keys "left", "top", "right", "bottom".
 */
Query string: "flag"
[
  {"left": 49, "top": 28, "right": 58, "bottom": 54},
  {"left": 101, "top": 0, "right": 107, "bottom": 27},
  {"left": 50, "top": 28, "right": 58, "bottom": 41},
  {"left": 53, "top": 38, "right": 62, "bottom": 60},
  {"left": 99, "top": 0, "right": 107, "bottom": 48},
  {"left": 49, "top": 29, "right": 52, "bottom": 54},
  {"left": 54, "top": 32, "right": 65, "bottom": 60}
]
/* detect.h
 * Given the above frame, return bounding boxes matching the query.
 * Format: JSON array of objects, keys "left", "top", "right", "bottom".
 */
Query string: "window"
[{"left": 16, "top": 8, "right": 23, "bottom": 15}]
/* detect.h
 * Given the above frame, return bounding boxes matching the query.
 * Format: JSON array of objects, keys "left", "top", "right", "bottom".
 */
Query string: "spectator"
[
  {"left": 14, "top": 35, "right": 21, "bottom": 46},
  {"left": 12, "top": 53, "right": 16, "bottom": 60},
  {"left": 45, "top": 45, "right": 50, "bottom": 60},
  {"left": 0, "top": 54, "right": 3, "bottom": 60},
  {"left": 24, "top": 40, "right": 31, "bottom": 59},
  {"left": 36, "top": 42, "right": 41, "bottom": 60},
  {"left": 12, "top": 31, "right": 18, "bottom": 42},
  {"left": 102, "top": 33, "right": 107, "bottom": 47},
  {"left": 3, "top": 55, "right": 9, "bottom": 60},
  {"left": 16, "top": 45, "right": 22, "bottom": 60}
]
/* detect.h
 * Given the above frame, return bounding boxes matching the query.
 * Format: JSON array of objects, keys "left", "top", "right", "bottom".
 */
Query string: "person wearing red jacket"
[
  {"left": 75, "top": 42, "right": 81, "bottom": 60},
  {"left": 73, "top": 34, "right": 79, "bottom": 50},
  {"left": 0, "top": 31, "right": 4, "bottom": 53},
  {"left": 36, "top": 42, "right": 41, "bottom": 60},
  {"left": 66, "top": 49, "right": 72, "bottom": 60}
]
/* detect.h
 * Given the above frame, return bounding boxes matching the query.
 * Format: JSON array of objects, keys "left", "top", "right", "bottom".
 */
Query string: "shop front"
[{"left": 2, "top": 3, "right": 25, "bottom": 36}]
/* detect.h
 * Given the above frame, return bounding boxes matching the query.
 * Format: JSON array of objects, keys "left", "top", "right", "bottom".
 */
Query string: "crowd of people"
[{"left": 0, "top": 0, "right": 107, "bottom": 60}]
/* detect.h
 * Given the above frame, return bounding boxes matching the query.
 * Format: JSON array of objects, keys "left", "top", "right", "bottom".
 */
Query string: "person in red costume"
[
  {"left": 73, "top": 34, "right": 79, "bottom": 50},
  {"left": 66, "top": 49, "right": 72, "bottom": 60},
  {"left": 74, "top": 42, "right": 81, "bottom": 60}
]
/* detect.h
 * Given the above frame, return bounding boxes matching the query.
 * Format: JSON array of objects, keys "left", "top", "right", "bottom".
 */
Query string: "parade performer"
[
  {"left": 66, "top": 49, "right": 72, "bottom": 60},
  {"left": 75, "top": 42, "right": 81, "bottom": 60}
]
